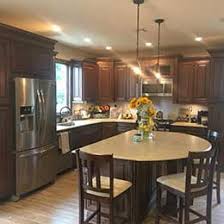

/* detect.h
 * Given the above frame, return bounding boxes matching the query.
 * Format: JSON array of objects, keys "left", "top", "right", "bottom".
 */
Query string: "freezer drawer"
[{"left": 16, "top": 144, "right": 57, "bottom": 196}]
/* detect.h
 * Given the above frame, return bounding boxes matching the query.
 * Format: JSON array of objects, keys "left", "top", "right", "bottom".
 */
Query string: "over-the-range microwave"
[{"left": 142, "top": 78, "right": 173, "bottom": 97}]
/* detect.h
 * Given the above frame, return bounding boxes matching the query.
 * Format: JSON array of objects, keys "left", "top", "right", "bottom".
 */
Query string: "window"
[
  {"left": 72, "top": 64, "right": 83, "bottom": 102},
  {"left": 55, "top": 62, "right": 70, "bottom": 113}
]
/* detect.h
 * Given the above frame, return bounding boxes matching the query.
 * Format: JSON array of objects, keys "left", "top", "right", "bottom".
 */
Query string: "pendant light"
[
  {"left": 155, "top": 19, "right": 164, "bottom": 80},
  {"left": 132, "top": 0, "right": 144, "bottom": 75}
]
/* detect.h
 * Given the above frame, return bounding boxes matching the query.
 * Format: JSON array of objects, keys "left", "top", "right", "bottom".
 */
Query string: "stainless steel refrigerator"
[{"left": 14, "top": 77, "right": 57, "bottom": 199}]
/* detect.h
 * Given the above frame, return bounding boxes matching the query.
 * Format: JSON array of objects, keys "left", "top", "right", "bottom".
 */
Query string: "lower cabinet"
[
  {"left": 102, "top": 122, "right": 118, "bottom": 139},
  {"left": 170, "top": 125, "right": 207, "bottom": 137},
  {"left": 117, "top": 122, "right": 137, "bottom": 134},
  {"left": 56, "top": 122, "right": 136, "bottom": 174}
]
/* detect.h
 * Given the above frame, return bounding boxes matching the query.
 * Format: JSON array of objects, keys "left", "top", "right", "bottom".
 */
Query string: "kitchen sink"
[{"left": 57, "top": 121, "right": 75, "bottom": 126}]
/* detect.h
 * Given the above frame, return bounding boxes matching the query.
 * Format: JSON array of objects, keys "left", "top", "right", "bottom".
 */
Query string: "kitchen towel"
[{"left": 59, "top": 131, "right": 70, "bottom": 154}]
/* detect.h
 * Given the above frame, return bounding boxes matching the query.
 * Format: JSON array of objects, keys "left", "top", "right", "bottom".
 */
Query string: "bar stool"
[
  {"left": 155, "top": 148, "right": 217, "bottom": 224},
  {"left": 76, "top": 149, "right": 132, "bottom": 224},
  {"left": 206, "top": 130, "right": 223, "bottom": 204}
]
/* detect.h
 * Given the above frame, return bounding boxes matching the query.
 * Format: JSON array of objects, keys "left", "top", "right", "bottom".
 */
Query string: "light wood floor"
[{"left": 0, "top": 171, "right": 223, "bottom": 224}]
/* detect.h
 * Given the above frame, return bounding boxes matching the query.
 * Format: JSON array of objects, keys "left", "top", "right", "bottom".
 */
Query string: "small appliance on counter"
[{"left": 197, "top": 110, "right": 208, "bottom": 126}]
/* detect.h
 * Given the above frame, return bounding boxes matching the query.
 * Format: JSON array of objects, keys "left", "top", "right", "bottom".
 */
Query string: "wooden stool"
[
  {"left": 155, "top": 148, "right": 217, "bottom": 224},
  {"left": 76, "top": 149, "right": 132, "bottom": 224}
]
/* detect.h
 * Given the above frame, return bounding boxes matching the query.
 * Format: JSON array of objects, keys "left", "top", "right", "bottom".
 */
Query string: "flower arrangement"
[{"left": 129, "top": 96, "right": 156, "bottom": 139}]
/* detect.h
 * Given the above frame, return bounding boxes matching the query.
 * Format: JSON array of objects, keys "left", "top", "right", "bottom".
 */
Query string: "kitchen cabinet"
[
  {"left": 170, "top": 125, "right": 207, "bottom": 138},
  {"left": 117, "top": 122, "right": 137, "bottom": 134},
  {"left": 192, "top": 60, "right": 209, "bottom": 104},
  {"left": 0, "top": 106, "right": 13, "bottom": 199},
  {"left": 0, "top": 23, "right": 56, "bottom": 199},
  {"left": 11, "top": 41, "right": 55, "bottom": 79},
  {"left": 114, "top": 63, "right": 127, "bottom": 101},
  {"left": 177, "top": 59, "right": 209, "bottom": 104},
  {"left": 102, "top": 122, "right": 117, "bottom": 139},
  {"left": 70, "top": 124, "right": 102, "bottom": 149},
  {"left": 127, "top": 68, "right": 139, "bottom": 100},
  {"left": 0, "top": 38, "right": 10, "bottom": 105},
  {"left": 97, "top": 61, "right": 114, "bottom": 102},
  {"left": 82, "top": 61, "right": 98, "bottom": 102},
  {"left": 177, "top": 61, "right": 194, "bottom": 104}
]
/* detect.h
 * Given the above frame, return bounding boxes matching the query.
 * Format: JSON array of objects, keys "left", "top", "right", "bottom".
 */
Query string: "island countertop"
[{"left": 79, "top": 130, "right": 211, "bottom": 162}]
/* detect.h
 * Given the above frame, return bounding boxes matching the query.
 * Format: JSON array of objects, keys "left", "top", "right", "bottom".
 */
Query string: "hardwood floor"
[{"left": 0, "top": 170, "right": 223, "bottom": 224}]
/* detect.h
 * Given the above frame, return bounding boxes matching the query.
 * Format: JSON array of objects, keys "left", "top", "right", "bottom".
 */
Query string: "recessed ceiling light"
[
  {"left": 106, "top": 46, "right": 112, "bottom": 50},
  {"left": 145, "top": 42, "right": 153, "bottom": 47},
  {"left": 51, "top": 24, "right": 62, "bottom": 32},
  {"left": 195, "top": 37, "right": 203, "bottom": 42},
  {"left": 84, "top": 37, "right": 92, "bottom": 43}
]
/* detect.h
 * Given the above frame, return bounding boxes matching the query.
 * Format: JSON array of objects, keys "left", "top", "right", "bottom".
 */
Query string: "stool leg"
[
  {"left": 216, "top": 169, "right": 221, "bottom": 204},
  {"left": 97, "top": 201, "right": 101, "bottom": 224},
  {"left": 179, "top": 198, "right": 183, "bottom": 224},
  {"left": 155, "top": 183, "right": 162, "bottom": 224},
  {"left": 79, "top": 198, "right": 84, "bottom": 224},
  {"left": 109, "top": 202, "right": 113, "bottom": 224},
  {"left": 207, "top": 193, "right": 212, "bottom": 224},
  {"left": 184, "top": 197, "right": 190, "bottom": 224}
]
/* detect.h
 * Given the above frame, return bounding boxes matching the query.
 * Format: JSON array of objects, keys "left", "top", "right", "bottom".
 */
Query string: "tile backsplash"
[{"left": 72, "top": 97, "right": 208, "bottom": 121}]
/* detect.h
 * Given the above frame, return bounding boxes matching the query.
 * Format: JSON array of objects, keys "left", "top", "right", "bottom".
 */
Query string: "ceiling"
[{"left": 1, "top": 0, "right": 224, "bottom": 55}]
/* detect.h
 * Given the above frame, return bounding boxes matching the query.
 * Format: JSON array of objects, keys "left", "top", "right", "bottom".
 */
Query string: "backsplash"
[{"left": 72, "top": 97, "right": 208, "bottom": 121}]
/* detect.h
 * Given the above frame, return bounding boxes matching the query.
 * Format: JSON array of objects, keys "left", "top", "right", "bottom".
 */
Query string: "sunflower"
[
  {"left": 141, "top": 97, "right": 151, "bottom": 104},
  {"left": 148, "top": 107, "right": 156, "bottom": 117},
  {"left": 129, "top": 97, "right": 137, "bottom": 109}
]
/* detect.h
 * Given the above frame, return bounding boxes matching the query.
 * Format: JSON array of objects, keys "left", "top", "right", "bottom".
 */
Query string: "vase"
[{"left": 138, "top": 117, "right": 154, "bottom": 140}]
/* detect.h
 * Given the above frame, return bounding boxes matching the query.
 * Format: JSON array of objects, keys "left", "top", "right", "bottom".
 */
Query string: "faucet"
[{"left": 59, "top": 106, "right": 72, "bottom": 122}]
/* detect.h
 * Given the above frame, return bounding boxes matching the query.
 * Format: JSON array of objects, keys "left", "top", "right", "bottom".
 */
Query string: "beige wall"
[{"left": 55, "top": 43, "right": 95, "bottom": 61}]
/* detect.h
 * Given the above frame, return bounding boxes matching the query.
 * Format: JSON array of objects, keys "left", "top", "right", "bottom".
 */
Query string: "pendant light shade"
[{"left": 155, "top": 19, "right": 164, "bottom": 79}]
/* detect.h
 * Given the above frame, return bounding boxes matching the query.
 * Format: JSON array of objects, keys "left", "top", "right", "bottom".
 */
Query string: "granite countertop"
[
  {"left": 77, "top": 130, "right": 211, "bottom": 162},
  {"left": 171, "top": 121, "right": 208, "bottom": 128},
  {"left": 56, "top": 118, "right": 136, "bottom": 132}
]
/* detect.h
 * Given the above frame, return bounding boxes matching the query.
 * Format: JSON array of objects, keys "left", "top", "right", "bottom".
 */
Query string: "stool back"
[
  {"left": 185, "top": 148, "right": 217, "bottom": 195},
  {"left": 76, "top": 149, "right": 114, "bottom": 199},
  {"left": 207, "top": 130, "right": 223, "bottom": 166}
]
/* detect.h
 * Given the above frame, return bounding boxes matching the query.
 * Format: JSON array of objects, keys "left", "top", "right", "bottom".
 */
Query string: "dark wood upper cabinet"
[
  {"left": 11, "top": 41, "right": 32, "bottom": 74},
  {"left": 82, "top": 61, "right": 98, "bottom": 102},
  {"left": 97, "top": 61, "right": 114, "bottom": 102},
  {"left": 192, "top": 60, "right": 209, "bottom": 104},
  {"left": 31, "top": 47, "right": 53, "bottom": 77},
  {"left": 177, "top": 61, "right": 194, "bottom": 104},
  {"left": 0, "top": 38, "right": 10, "bottom": 105},
  {"left": 177, "top": 59, "right": 209, "bottom": 104},
  {"left": 127, "top": 68, "right": 138, "bottom": 100},
  {"left": 114, "top": 63, "right": 127, "bottom": 101}
]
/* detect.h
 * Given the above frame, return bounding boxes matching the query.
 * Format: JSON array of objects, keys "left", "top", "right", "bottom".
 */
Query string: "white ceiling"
[{"left": 1, "top": 0, "right": 224, "bottom": 55}]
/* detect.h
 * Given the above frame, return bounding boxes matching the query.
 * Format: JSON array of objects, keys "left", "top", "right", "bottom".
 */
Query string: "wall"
[{"left": 72, "top": 97, "right": 207, "bottom": 121}]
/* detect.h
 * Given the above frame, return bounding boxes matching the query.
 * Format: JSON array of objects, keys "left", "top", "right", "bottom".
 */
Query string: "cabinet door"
[
  {"left": 102, "top": 122, "right": 117, "bottom": 139},
  {"left": 192, "top": 61, "right": 209, "bottom": 104},
  {"left": 208, "top": 58, "right": 224, "bottom": 102},
  {"left": 83, "top": 62, "right": 98, "bottom": 101},
  {"left": 12, "top": 41, "right": 31, "bottom": 73},
  {"left": 0, "top": 106, "right": 13, "bottom": 198},
  {"left": 0, "top": 38, "right": 10, "bottom": 105},
  {"left": 98, "top": 62, "right": 114, "bottom": 102},
  {"left": 32, "top": 47, "right": 53, "bottom": 78},
  {"left": 178, "top": 62, "right": 194, "bottom": 103},
  {"left": 127, "top": 68, "right": 138, "bottom": 100},
  {"left": 115, "top": 63, "right": 127, "bottom": 101}
]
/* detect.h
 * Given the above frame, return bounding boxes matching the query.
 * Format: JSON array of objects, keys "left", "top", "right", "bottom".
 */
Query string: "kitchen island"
[{"left": 77, "top": 130, "right": 211, "bottom": 223}]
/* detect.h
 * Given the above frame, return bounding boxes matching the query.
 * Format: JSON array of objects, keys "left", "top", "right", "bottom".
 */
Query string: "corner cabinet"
[
  {"left": 177, "top": 59, "right": 209, "bottom": 104},
  {"left": 97, "top": 61, "right": 114, "bottom": 102}
]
